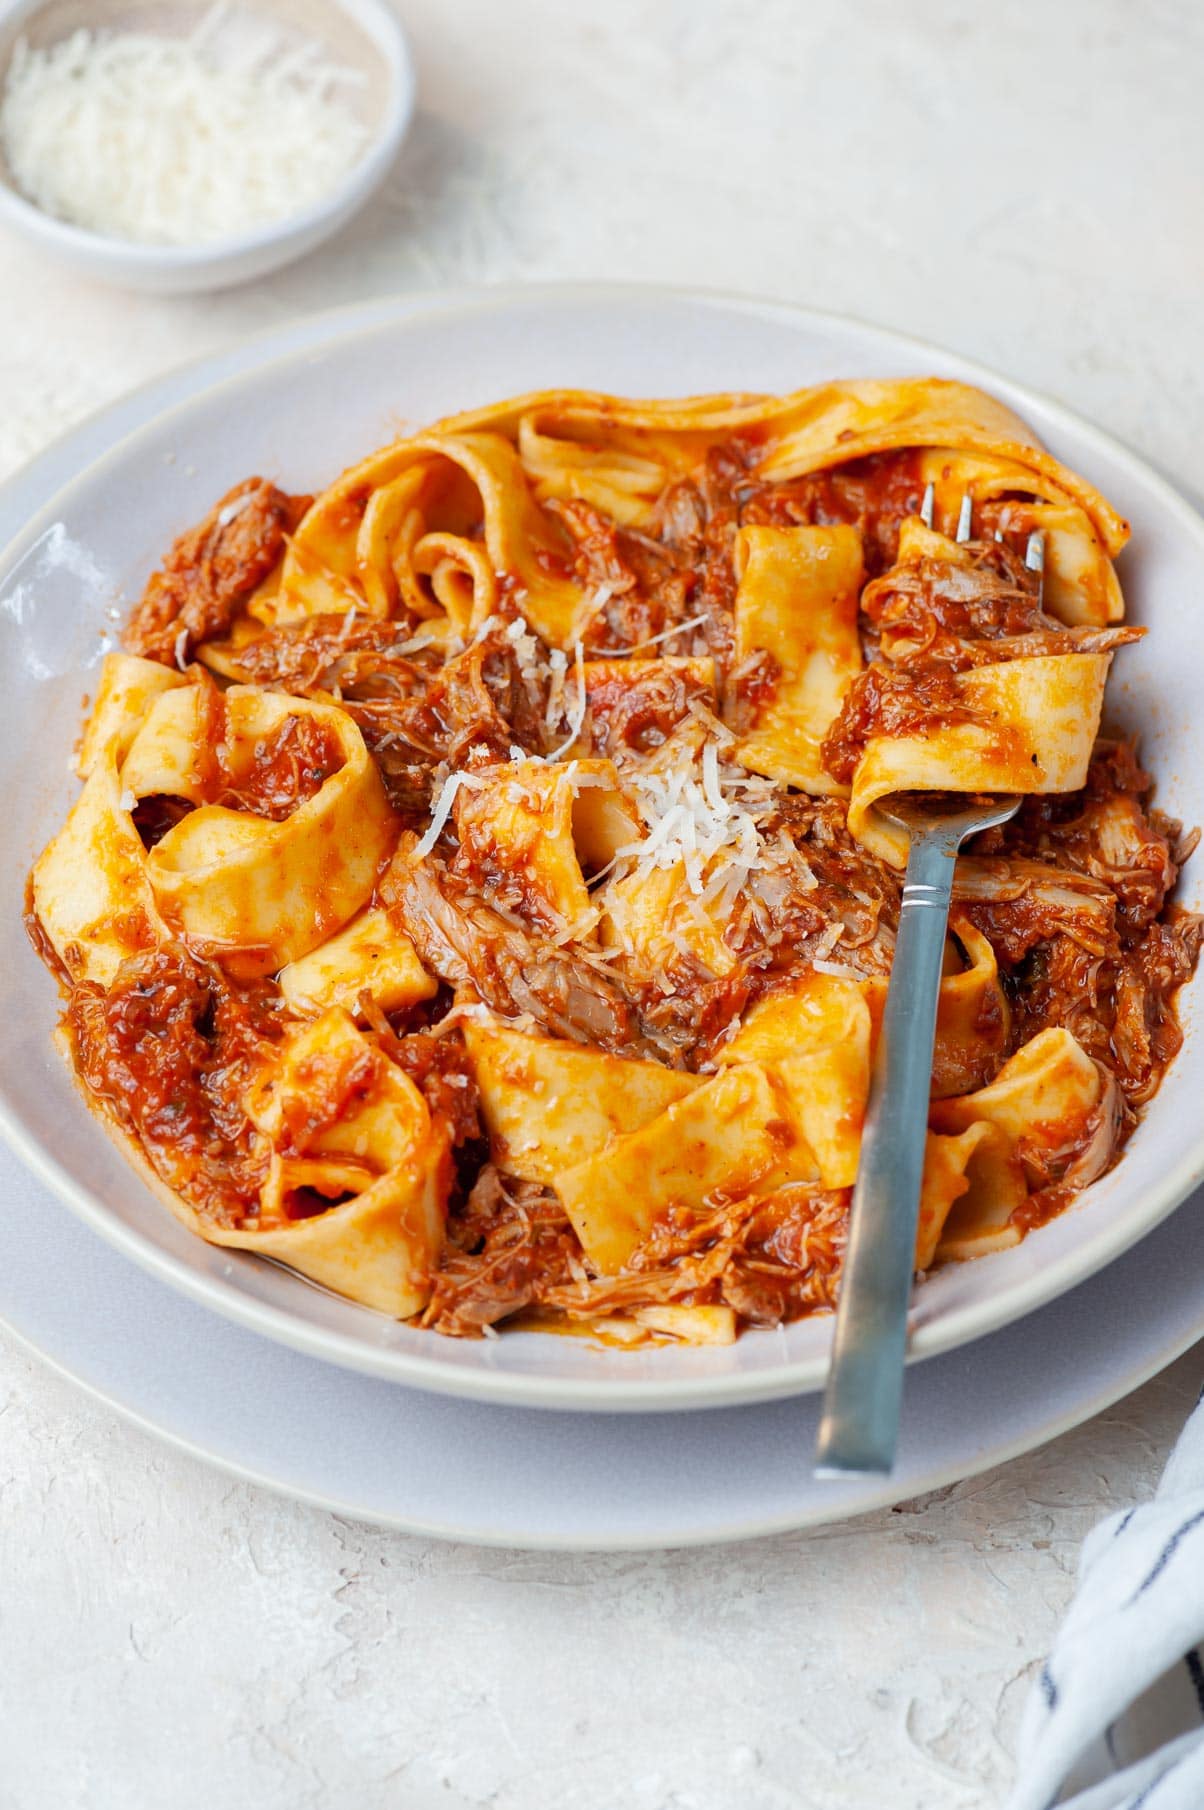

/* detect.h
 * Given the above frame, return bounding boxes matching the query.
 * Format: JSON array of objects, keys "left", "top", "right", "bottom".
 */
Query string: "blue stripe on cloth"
[
  {"left": 1128, "top": 1753, "right": 1185, "bottom": 1810},
  {"left": 1129, "top": 1509, "right": 1204, "bottom": 1604},
  {"left": 1135, "top": 1735, "right": 1204, "bottom": 1810}
]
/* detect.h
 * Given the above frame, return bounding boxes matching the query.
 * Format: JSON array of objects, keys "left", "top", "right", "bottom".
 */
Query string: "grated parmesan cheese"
[
  {"left": 545, "top": 642, "right": 587, "bottom": 762},
  {"left": 592, "top": 612, "right": 710, "bottom": 658},
  {"left": 811, "top": 922, "right": 845, "bottom": 962},
  {"left": 0, "top": 4, "right": 369, "bottom": 246},
  {"left": 413, "top": 772, "right": 472, "bottom": 860},
  {"left": 389, "top": 625, "right": 447, "bottom": 656},
  {"left": 609, "top": 734, "right": 767, "bottom": 899},
  {"left": 544, "top": 647, "right": 568, "bottom": 733},
  {"left": 215, "top": 490, "right": 255, "bottom": 530},
  {"left": 503, "top": 614, "right": 542, "bottom": 674}
]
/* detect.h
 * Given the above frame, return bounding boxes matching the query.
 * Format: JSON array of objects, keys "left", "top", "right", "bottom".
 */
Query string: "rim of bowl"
[
  {"left": 0, "top": 0, "right": 415, "bottom": 266},
  {"left": 2, "top": 281, "right": 1204, "bottom": 1411}
]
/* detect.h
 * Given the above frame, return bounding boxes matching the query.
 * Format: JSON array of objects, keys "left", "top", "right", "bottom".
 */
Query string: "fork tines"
[
  {"left": 916, "top": 482, "right": 1046, "bottom": 603},
  {"left": 920, "top": 481, "right": 935, "bottom": 529},
  {"left": 918, "top": 483, "right": 1045, "bottom": 602}
]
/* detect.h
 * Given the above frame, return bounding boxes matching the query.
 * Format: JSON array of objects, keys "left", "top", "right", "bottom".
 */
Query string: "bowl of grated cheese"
[{"left": 0, "top": 0, "right": 415, "bottom": 292}]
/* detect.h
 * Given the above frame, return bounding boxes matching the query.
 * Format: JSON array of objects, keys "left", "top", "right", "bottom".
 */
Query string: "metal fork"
[
  {"left": 814, "top": 492, "right": 1043, "bottom": 1476},
  {"left": 921, "top": 479, "right": 1046, "bottom": 591}
]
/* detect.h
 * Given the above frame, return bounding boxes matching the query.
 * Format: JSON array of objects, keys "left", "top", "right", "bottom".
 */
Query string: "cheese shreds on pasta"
[
  {"left": 24, "top": 373, "right": 1202, "bottom": 1347},
  {"left": 0, "top": 4, "right": 369, "bottom": 245},
  {"left": 545, "top": 642, "right": 588, "bottom": 762},
  {"left": 615, "top": 745, "right": 766, "bottom": 898}
]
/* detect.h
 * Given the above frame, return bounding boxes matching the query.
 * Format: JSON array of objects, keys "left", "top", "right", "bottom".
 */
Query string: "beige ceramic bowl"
[{"left": 0, "top": 0, "right": 415, "bottom": 292}]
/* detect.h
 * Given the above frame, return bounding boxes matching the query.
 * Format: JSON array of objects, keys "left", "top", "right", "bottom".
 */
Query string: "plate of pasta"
[{"left": 3, "top": 286, "right": 1203, "bottom": 1411}]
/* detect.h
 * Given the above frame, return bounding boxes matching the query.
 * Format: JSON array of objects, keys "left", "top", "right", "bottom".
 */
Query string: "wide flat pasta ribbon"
[
  {"left": 223, "top": 1008, "right": 448, "bottom": 1315},
  {"left": 274, "top": 432, "right": 583, "bottom": 645},
  {"left": 123, "top": 683, "right": 397, "bottom": 975},
  {"left": 277, "top": 907, "right": 436, "bottom": 1019},
  {"left": 32, "top": 745, "right": 170, "bottom": 985},
  {"left": 463, "top": 1016, "right": 696, "bottom": 1187},
  {"left": 732, "top": 523, "right": 864, "bottom": 796},
  {"left": 924, "top": 1028, "right": 1106, "bottom": 1263},
  {"left": 846, "top": 652, "right": 1112, "bottom": 867},
  {"left": 556, "top": 1063, "right": 807, "bottom": 1275}
]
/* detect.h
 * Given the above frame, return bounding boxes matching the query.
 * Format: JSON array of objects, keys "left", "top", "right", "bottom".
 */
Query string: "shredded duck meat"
[
  {"left": 424, "top": 1177, "right": 849, "bottom": 1336},
  {"left": 735, "top": 447, "right": 927, "bottom": 575},
  {"left": 67, "top": 945, "right": 284, "bottom": 1228},
  {"left": 126, "top": 478, "right": 312, "bottom": 665},
  {"left": 423, "top": 1169, "right": 579, "bottom": 1335},
  {"left": 821, "top": 541, "right": 1143, "bottom": 781},
  {"left": 381, "top": 845, "right": 668, "bottom": 1060},
  {"left": 959, "top": 744, "right": 1202, "bottom": 1106},
  {"left": 864, "top": 543, "right": 1141, "bottom": 669},
  {"left": 30, "top": 427, "right": 1201, "bottom": 1345}
]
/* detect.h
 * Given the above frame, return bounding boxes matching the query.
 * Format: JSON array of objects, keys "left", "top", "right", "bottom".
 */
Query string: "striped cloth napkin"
[{"left": 1008, "top": 1387, "right": 1204, "bottom": 1809}]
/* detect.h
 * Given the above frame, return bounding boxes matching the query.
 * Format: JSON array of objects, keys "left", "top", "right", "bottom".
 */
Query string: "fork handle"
[{"left": 814, "top": 826, "right": 958, "bottom": 1475}]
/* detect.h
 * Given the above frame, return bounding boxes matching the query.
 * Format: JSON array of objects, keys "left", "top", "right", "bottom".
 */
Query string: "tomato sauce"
[{"left": 27, "top": 430, "right": 1203, "bottom": 1337}]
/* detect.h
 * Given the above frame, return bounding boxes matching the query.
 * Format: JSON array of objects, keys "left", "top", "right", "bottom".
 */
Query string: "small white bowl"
[{"left": 0, "top": 0, "right": 416, "bottom": 293}]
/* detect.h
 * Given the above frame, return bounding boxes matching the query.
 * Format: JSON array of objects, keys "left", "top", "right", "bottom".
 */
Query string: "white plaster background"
[{"left": 1, "top": 2, "right": 1202, "bottom": 1804}]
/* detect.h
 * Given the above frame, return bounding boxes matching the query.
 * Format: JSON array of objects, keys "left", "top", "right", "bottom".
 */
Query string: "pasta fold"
[
  {"left": 78, "top": 651, "right": 187, "bottom": 778},
  {"left": 716, "top": 972, "right": 870, "bottom": 1189},
  {"left": 556, "top": 1064, "right": 807, "bottom": 1274},
  {"left": 222, "top": 1008, "right": 450, "bottom": 1315},
  {"left": 846, "top": 653, "right": 1112, "bottom": 866},
  {"left": 124, "top": 685, "right": 397, "bottom": 975},
  {"left": 277, "top": 907, "right": 436, "bottom": 1018},
  {"left": 463, "top": 1017, "right": 696, "bottom": 1185},
  {"left": 453, "top": 757, "right": 639, "bottom": 934},
  {"left": 732, "top": 524, "right": 864, "bottom": 796},
  {"left": 31, "top": 750, "right": 168, "bottom": 984}
]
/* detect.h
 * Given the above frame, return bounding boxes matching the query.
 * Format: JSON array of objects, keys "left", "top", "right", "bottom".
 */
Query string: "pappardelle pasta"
[{"left": 27, "top": 377, "right": 1200, "bottom": 1344}]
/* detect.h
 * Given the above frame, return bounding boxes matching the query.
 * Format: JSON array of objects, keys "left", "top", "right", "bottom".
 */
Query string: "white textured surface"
[{"left": 1, "top": 1, "right": 1202, "bottom": 1803}]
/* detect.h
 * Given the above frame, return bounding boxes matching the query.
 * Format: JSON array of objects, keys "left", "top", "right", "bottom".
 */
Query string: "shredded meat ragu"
[
  {"left": 381, "top": 844, "right": 667, "bottom": 1060},
  {"left": 533, "top": 1186, "right": 849, "bottom": 1328},
  {"left": 737, "top": 446, "right": 926, "bottom": 574},
  {"left": 584, "top": 662, "right": 713, "bottom": 760},
  {"left": 31, "top": 435, "right": 1202, "bottom": 1342},
  {"left": 423, "top": 1168, "right": 579, "bottom": 1335},
  {"left": 862, "top": 543, "right": 1141, "bottom": 670},
  {"left": 68, "top": 945, "right": 284, "bottom": 1227},
  {"left": 961, "top": 743, "right": 1202, "bottom": 1109},
  {"left": 820, "top": 541, "right": 1143, "bottom": 783},
  {"left": 821, "top": 661, "right": 981, "bottom": 784},
  {"left": 216, "top": 711, "right": 344, "bottom": 820},
  {"left": 551, "top": 497, "right": 695, "bottom": 653},
  {"left": 126, "top": 478, "right": 312, "bottom": 665}
]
